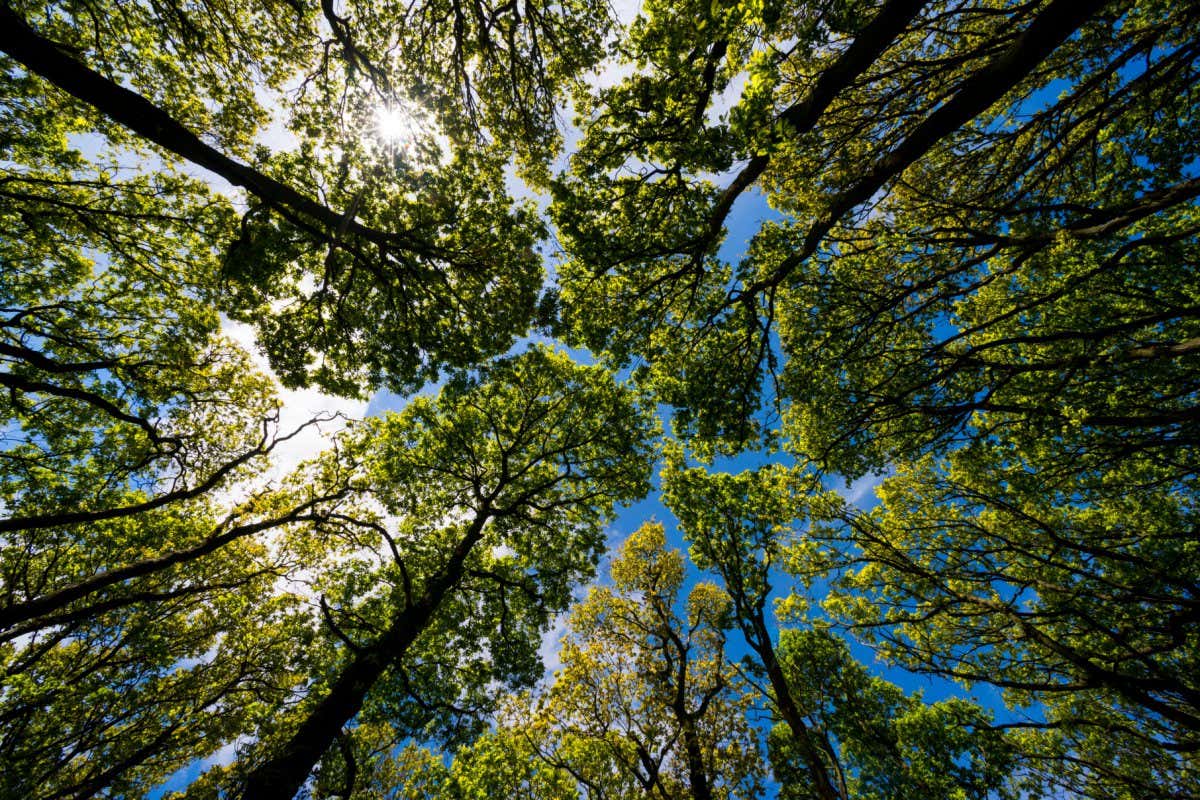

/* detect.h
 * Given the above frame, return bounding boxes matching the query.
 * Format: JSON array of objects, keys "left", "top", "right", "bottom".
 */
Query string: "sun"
[
  {"left": 373, "top": 105, "right": 421, "bottom": 145},
  {"left": 369, "top": 100, "right": 452, "bottom": 168}
]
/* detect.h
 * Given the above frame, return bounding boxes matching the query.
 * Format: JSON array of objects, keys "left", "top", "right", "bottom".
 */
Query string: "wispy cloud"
[{"left": 836, "top": 471, "right": 890, "bottom": 510}]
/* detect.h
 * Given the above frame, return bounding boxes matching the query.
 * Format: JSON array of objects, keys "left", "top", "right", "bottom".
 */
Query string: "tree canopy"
[{"left": 1, "top": 0, "right": 1197, "bottom": 798}]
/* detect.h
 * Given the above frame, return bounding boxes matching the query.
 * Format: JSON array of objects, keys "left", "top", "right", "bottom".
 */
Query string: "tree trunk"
[
  {"left": 0, "top": 4, "right": 434, "bottom": 256},
  {"left": 751, "top": 0, "right": 1113, "bottom": 297},
  {"left": 749, "top": 612, "right": 844, "bottom": 800},
  {"left": 237, "top": 511, "right": 489, "bottom": 800}
]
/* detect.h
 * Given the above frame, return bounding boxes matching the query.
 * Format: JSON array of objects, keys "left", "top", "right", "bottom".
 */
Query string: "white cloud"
[
  {"left": 147, "top": 740, "right": 242, "bottom": 800},
  {"left": 537, "top": 611, "right": 572, "bottom": 675},
  {"left": 222, "top": 318, "right": 367, "bottom": 481},
  {"left": 836, "top": 471, "right": 890, "bottom": 510}
]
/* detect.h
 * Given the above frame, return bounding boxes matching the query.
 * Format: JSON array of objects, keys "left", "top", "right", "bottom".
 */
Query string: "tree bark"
[
  {"left": 746, "top": 0, "right": 1114, "bottom": 299},
  {"left": 237, "top": 509, "right": 490, "bottom": 800},
  {"left": 747, "top": 610, "right": 845, "bottom": 800},
  {"left": 0, "top": 3, "right": 437, "bottom": 258},
  {"left": 701, "top": 0, "right": 933, "bottom": 252},
  {"left": 0, "top": 504, "right": 333, "bottom": 631}
]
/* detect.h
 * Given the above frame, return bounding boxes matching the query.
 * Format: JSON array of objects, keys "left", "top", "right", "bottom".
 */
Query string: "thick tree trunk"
[
  {"left": 748, "top": 612, "right": 844, "bottom": 800},
  {"left": 750, "top": 0, "right": 1113, "bottom": 297},
  {"left": 238, "top": 511, "right": 489, "bottom": 800},
  {"left": 703, "top": 0, "right": 932, "bottom": 250},
  {"left": 679, "top": 717, "right": 713, "bottom": 800},
  {"left": 0, "top": 3, "right": 434, "bottom": 256}
]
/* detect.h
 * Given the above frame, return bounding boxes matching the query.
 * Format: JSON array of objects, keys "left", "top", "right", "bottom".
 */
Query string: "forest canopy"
[{"left": 1, "top": 0, "right": 1197, "bottom": 798}]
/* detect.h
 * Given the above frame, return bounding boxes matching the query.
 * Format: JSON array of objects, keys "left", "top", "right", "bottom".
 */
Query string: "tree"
[
  {"left": 467, "top": 523, "right": 763, "bottom": 800},
  {"left": 0, "top": 55, "right": 388, "bottom": 794},
  {"left": 4, "top": 0, "right": 1199, "bottom": 797},
  {"left": 312, "top": 734, "right": 451, "bottom": 800},
  {"left": 442, "top": 727, "right": 578, "bottom": 800},
  {"left": 552, "top": 0, "right": 1197, "bottom": 459},
  {"left": 769, "top": 627, "right": 1012, "bottom": 800},
  {"left": 211, "top": 348, "right": 656, "bottom": 800},
  {"left": 662, "top": 452, "right": 846, "bottom": 800},
  {"left": 1, "top": 336, "right": 654, "bottom": 798},
  {"left": 0, "top": 87, "right": 280, "bottom": 542},
  {"left": 806, "top": 448, "right": 1199, "bottom": 798},
  {"left": 0, "top": 0, "right": 615, "bottom": 396},
  {"left": 663, "top": 455, "right": 1012, "bottom": 800},
  {"left": 0, "top": 539, "right": 312, "bottom": 800},
  {"left": 552, "top": 2, "right": 1200, "bottom": 794},
  {"left": 0, "top": 3, "right": 652, "bottom": 790}
]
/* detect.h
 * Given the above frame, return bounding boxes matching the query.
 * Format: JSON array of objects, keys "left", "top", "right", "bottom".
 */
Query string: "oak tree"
[
  {"left": 664, "top": 455, "right": 1012, "bottom": 800},
  {"left": 221, "top": 348, "right": 655, "bottom": 800},
  {"left": 1, "top": 0, "right": 613, "bottom": 395},
  {"left": 3, "top": 0, "right": 1198, "bottom": 797}
]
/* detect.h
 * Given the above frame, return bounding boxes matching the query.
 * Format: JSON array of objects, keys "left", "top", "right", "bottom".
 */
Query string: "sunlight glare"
[
  {"left": 369, "top": 99, "right": 451, "bottom": 169},
  {"left": 374, "top": 105, "right": 421, "bottom": 145}
]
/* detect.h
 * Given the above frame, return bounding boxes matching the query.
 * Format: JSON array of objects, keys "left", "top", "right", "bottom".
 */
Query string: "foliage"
[
  {"left": 1, "top": 0, "right": 1198, "bottom": 798},
  {"left": 808, "top": 447, "right": 1200, "bottom": 798},
  {"left": 0, "top": 64, "right": 332, "bottom": 796},
  {"left": 770, "top": 628, "right": 1012, "bottom": 800},
  {"left": 553, "top": 0, "right": 1200, "bottom": 796},
  {"left": 664, "top": 456, "right": 1013, "bottom": 800},
  {"left": 555, "top": 0, "right": 1200, "bottom": 460},
  {"left": 213, "top": 347, "right": 655, "bottom": 800},
  {"left": 464, "top": 524, "right": 764, "bottom": 800},
  {"left": 2, "top": 0, "right": 614, "bottom": 395}
]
